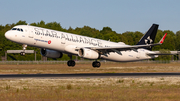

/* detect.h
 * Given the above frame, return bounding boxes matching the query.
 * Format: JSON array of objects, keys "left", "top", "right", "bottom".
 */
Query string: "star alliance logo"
[
  {"left": 48, "top": 40, "right": 51, "bottom": 44},
  {"left": 144, "top": 36, "right": 153, "bottom": 44}
]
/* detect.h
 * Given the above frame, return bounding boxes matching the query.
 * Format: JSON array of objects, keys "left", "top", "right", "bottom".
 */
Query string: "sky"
[{"left": 0, "top": 0, "right": 180, "bottom": 33}]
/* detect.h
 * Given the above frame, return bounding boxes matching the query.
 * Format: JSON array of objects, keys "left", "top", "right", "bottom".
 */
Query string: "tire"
[
  {"left": 67, "top": 60, "right": 76, "bottom": 67},
  {"left": 92, "top": 61, "right": 101, "bottom": 68}
]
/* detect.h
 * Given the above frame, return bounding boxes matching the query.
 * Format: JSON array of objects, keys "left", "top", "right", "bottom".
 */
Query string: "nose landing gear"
[
  {"left": 20, "top": 44, "right": 27, "bottom": 56},
  {"left": 20, "top": 52, "right": 26, "bottom": 56}
]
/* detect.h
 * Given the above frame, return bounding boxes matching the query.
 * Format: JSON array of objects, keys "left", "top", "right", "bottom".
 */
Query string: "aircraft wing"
[
  {"left": 89, "top": 44, "right": 159, "bottom": 51},
  {"left": 85, "top": 43, "right": 160, "bottom": 54},
  {"left": 83, "top": 33, "right": 167, "bottom": 53}
]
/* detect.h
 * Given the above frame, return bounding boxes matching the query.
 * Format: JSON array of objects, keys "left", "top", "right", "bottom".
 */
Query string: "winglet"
[{"left": 159, "top": 33, "right": 167, "bottom": 44}]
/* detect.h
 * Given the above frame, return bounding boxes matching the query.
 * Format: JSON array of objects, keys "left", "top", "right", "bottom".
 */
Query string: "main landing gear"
[
  {"left": 67, "top": 55, "right": 75, "bottom": 67},
  {"left": 92, "top": 61, "right": 101, "bottom": 68},
  {"left": 67, "top": 60, "right": 75, "bottom": 67},
  {"left": 66, "top": 55, "right": 101, "bottom": 68}
]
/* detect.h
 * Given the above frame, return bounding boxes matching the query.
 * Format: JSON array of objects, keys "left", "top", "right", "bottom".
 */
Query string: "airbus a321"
[{"left": 5, "top": 24, "right": 167, "bottom": 68}]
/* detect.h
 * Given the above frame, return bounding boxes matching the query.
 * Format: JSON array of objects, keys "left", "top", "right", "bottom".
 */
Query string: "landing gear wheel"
[
  {"left": 20, "top": 52, "right": 25, "bottom": 56},
  {"left": 20, "top": 44, "right": 27, "bottom": 56},
  {"left": 67, "top": 60, "right": 76, "bottom": 67},
  {"left": 92, "top": 61, "right": 101, "bottom": 68}
]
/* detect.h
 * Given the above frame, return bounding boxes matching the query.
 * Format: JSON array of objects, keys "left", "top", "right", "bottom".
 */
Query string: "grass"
[
  {"left": 0, "top": 77, "right": 180, "bottom": 100},
  {"left": 0, "top": 62, "right": 180, "bottom": 74},
  {"left": 66, "top": 84, "right": 72, "bottom": 90},
  {"left": 0, "top": 62, "right": 180, "bottom": 100},
  {"left": 116, "top": 79, "right": 124, "bottom": 83}
]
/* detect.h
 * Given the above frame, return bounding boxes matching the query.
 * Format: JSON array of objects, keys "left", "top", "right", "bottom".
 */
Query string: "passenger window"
[
  {"left": 17, "top": 28, "right": 20, "bottom": 31},
  {"left": 21, "top": 29, "right": 23, "bottom": 32}
]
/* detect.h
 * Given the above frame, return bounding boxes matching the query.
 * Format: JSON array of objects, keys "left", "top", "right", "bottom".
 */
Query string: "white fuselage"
[{"left": 5, "top": 25, "right": 157, "bottom": 62}]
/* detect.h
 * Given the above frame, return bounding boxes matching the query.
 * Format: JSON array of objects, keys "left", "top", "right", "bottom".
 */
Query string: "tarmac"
[{"left": 0, "top": 72, "right": 180, "bottom": 79}]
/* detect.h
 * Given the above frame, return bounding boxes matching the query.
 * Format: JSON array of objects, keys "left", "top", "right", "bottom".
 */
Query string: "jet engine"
[
  {"left": 41, "top": 48, "right": 63, "bottom": 58},
  {"left": 78, "top": 48, "right": 100, "bottom": 59}
]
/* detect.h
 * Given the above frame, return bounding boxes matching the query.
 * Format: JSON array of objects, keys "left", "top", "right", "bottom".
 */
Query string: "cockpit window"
[
  {"left": 12, "top": 28, "right": 17, "bottom": 30},
  {"left": 11, "top": 28, "right": 23, "bottom": 32}
]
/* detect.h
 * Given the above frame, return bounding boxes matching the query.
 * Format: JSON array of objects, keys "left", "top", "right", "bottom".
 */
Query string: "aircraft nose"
[{"left": 5, "top": 31, "right": 11, "bottom": 40}]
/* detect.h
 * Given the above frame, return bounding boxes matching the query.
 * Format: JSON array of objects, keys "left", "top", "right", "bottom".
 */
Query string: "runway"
[{"left": 0, "top": 73, "right": 180, "bottom": 79}]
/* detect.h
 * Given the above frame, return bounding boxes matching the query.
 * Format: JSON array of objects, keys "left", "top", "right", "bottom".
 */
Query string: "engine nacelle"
[
  {"left": 41, "top": 48, "right": 63, "bottom": 58},
  {"left": 78, "top": 48, "right": 100, "bottom": 59}
]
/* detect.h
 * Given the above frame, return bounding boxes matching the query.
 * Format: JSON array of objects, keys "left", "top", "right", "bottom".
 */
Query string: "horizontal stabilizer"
[{"left": 147, "top": 53, "right": 175, "bottom": 56}]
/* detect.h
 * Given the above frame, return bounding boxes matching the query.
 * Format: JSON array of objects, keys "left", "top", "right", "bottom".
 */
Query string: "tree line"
[{"left": 0, "top": 20, "right": 179, "bottom": 61}]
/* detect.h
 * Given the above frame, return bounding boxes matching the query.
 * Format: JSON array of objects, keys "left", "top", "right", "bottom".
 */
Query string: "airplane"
[{"left": 5, "top": 24, "right": 167, "bottom": 68}]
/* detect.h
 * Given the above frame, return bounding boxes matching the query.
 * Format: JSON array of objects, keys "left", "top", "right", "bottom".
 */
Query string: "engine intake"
[
  {"left": 78, "top": 48, "right": 100, "bottom": 59},
  {"left": 41, "top": 48, "right": 63, "bottom": 58}
]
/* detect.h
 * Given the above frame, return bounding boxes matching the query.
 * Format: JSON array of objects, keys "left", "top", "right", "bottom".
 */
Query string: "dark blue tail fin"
[{"left": 137, "top": 24, "right": 159, "bottom": 50}]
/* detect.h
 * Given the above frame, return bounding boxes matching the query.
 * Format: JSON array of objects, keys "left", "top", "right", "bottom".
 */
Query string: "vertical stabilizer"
[{"left": 137, "top": 24, "right": 159, "bottom": 50}]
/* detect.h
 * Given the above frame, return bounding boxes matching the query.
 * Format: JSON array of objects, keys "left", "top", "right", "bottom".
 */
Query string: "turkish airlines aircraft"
[{"left": 5, "top": 24, "right": 167, "bottom": 68}]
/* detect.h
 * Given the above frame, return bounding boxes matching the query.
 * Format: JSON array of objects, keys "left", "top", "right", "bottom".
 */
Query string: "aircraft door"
[
  {"left": 28, "top": 27, "right": 34, "bottom": 38},
  {"left": 60, "top": 33, "right": 66, "bottom": 45}
]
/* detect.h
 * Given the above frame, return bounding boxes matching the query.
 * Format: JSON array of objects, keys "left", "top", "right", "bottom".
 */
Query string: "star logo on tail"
[{"left": 144, "top": 36, "right": 153, "bottom": 44}]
